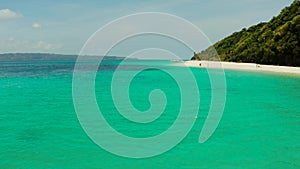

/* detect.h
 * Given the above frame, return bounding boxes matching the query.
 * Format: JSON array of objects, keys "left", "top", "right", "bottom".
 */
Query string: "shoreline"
[{"left": 172, "top": 60, "right": 300, "bottom": 75}]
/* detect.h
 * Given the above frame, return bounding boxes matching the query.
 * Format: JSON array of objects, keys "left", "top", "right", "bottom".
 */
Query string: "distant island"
[
  {"left": 0, "top": 53, "right": 77, "bottom": 61},
  {"left": 194, "top": 0, "right": 300, "bottom": 67},
  {"left": 0, "top": 53, "right": 127, "bottom": 61}
]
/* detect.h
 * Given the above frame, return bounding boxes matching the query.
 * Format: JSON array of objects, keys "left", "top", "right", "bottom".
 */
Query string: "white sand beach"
[{"left": 172, "top": 60, "right": 300, "bottom": 75}]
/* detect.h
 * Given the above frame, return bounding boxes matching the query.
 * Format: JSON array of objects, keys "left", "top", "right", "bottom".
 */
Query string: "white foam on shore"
[{"left": 172, "top": 60, "right": 300, "bottom": 75}]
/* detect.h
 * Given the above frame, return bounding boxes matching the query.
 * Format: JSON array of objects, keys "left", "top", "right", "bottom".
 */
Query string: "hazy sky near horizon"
[{"left": 0, "top": 0, "right": 294, "bottom": 57}]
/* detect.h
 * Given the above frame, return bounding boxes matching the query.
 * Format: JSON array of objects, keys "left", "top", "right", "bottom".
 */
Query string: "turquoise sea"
[{"left": 0, "top": 60, "right": 300, "bottom": 168}]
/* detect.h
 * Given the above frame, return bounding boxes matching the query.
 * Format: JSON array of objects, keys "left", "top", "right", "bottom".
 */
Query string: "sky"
[{"left": 0, "top": 0, "right": 294, "bottom": 57}]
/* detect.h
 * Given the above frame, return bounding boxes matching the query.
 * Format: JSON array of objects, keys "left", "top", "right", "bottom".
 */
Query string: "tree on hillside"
[{"left": 197, "top": 0, "right": 300, "bottom": 66}]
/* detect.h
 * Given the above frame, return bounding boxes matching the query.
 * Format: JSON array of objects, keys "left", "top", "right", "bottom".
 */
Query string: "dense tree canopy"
[{"left": 197, "top": 0, "right": 300, "bottom": 66}]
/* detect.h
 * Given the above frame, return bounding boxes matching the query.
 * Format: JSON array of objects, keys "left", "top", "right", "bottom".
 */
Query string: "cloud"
[
  {"left": 0, "top": 38, "right": 63, "bottom": 53},
  {"left": 32, "top": 22, "right": 42, "bottom": 28},
  {"left": 0, "top": 9, "right": 22, "bottom": 20},
  {"left": 33, "top": 41, "right": 60, "bottom": 50}
]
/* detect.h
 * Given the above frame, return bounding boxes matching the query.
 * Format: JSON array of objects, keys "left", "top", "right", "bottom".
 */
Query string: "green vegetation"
[
  {"left": 197, "top": 0, "right": 300, "bottom": 66},
  {"left": 191, "top": 52, "right": 201, "bottom": 60}
]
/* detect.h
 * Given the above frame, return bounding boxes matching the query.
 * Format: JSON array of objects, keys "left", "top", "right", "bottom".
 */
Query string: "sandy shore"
[{"left": 172, "top": 60, "right": 300, "bottom": 75}]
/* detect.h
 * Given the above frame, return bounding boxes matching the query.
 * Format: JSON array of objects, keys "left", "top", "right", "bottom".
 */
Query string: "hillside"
[{"left": 196, "top": 0, "right": 300, "bottom": 66}]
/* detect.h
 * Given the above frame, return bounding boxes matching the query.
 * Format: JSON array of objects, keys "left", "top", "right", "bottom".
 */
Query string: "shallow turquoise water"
[{"left": 0, "top": 60, "right": 300, "bottom": 168}]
